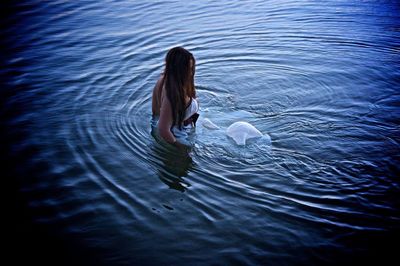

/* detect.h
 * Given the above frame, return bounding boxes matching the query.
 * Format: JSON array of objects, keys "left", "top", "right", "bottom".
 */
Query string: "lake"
[{"left": 5, "top": 0, "right": 400, "bottom": 265}]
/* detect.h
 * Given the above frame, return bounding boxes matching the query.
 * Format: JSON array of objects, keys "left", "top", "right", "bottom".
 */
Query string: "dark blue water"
[{"left": 5, "top": 0, "right": 400, "bottom": 265}]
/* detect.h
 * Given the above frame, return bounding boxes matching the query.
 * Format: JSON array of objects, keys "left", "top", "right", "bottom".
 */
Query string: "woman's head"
[
  {"left": 164, "top": 47, "right": 195, "bottom": 97},
  {"left": 163, "top": 47, "right": 196, "bottom": 128}
]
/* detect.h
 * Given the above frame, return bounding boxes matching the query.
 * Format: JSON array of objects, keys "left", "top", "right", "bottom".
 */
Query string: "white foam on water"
[{"left": 202, "top": 118, "right": 220, "bottom": 129}]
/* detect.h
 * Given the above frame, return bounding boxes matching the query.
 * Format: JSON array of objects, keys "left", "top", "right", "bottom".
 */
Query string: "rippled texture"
[{"left": 5, "top": 0, "right": 399, "bottom": 265}]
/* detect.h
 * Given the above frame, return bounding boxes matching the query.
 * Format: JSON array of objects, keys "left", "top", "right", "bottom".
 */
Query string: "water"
[{"left": 5, "top": 0, "right": 399, "bottom": 265}]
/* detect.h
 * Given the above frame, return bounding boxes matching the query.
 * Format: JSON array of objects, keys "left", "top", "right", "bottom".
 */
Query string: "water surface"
[{"left": 5, "top": 0, "right": 400, "bottom": 265}]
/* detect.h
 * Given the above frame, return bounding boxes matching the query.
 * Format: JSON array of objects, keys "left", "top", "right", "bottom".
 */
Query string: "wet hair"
[{"left": 163, "top": 46, "right": 196, "bottom": 130}]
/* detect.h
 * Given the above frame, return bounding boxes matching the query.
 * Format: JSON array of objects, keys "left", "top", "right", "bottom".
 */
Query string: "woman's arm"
[
  {"left": 152, "top": 75, "right": 164, "bottom": 116},
  {"left": 158, "top": 94, "right": 176, "bottom": 144},
  {"left": 157, "top": 81, "right": 189, "bottom": 150},
  {"left": 158, "top": 95, "right": 190, "bottom": 150}
]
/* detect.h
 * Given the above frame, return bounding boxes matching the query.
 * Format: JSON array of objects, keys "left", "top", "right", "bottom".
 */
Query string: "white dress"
[{"left": 171, "top": 98, "right": 199, "bottom": 138}]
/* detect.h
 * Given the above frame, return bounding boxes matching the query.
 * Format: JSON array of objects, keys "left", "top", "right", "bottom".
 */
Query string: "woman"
[{"left": 152, "top": 47, "right": 199, "bottom": 148}]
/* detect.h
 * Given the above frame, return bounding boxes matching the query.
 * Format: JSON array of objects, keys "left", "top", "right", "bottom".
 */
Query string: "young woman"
[{"left": 152, "top": 47, "right": 199, "bottom": 148}]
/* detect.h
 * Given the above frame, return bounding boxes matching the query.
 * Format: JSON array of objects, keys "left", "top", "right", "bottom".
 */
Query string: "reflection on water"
[
  {"left": 151, "top": 122, "right": 194, "bottom": 192},
  {"left": 154, "top": 147, "right": 193, "bottom": 192}
]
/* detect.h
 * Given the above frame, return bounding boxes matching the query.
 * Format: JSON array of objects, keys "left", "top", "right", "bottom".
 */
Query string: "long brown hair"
[{"left": 163, "top": 47, "right": 196, "bottom": 129}]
